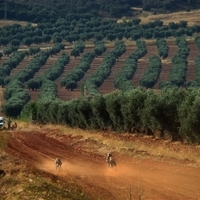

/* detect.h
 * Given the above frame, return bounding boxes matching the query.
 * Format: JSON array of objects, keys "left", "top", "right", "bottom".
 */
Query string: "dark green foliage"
[
  {"left": 67, "top": 99, "right": 80, "bottom": 127},
  {"left": 0, "top": 0, "right": 199, "bottom": 25},
  {"left": 36, "top": 99, "right": 53, "bottom": 123},
  {"left": 120, "top": 89, "right": 149, "bottom": 132},
  {"left": 65, "top": 80, "right": 77, "bottom": 91},
  {"left": 38, "top": 80, "right": 58, "bottom": 100},
  {"left": 83, "top": 51, "right": 116, "bottom": 95},
  {"left": 82, "top": 40, "right": 126, "bottom": 95},
  {"left": 139, "top": 90, "right": 159, "bottom": 131},
  {"left": 156, "top": 38, "right": 169, "bottom": 59},
  {"left": 75, "top": 97, "right": 93, "bottom": 128},
  {"left": 14, "top": 51, "right": 49, "bottom": 83},
  {"left": 15, "top": 86, "right": 200, "bottom": 143},
  {"left": 159, "top": 81, "right": 178, "bottom": 89},
  {"left": 2, "top": 80, "right": 30, "bottom": 117},
  {"left": 140, "top": 55, "right": 162, "bottom": 88},
  {"left": 10, "top": 39, "right": 20, "bottom": 47},
  {"left": 3, "top": 46, "right": 18, "bottom": 57},
  {"left": 22, "top": 37, "right": 33, "bottom": 46},
  {"left": 0, "top": 51, "right": 26, "bottom": 86},
  {"left": 94, "top": 40, "right": 106, "bottom": 56},
  {"left": 146, "top": 89, "right": 185, "bottom": 140},
  {"left": 29, "top": 47, "right": 41, "bottom": 56},
  {"left": 90, "top": 95, "right": 110, "bottom": 130},
  {"left": 56, "top": 101, "right": 71, "bottom": 125},
  {"left": 42, "top": 35, "right": 52, "bottom": 43},
  {"left": 178, "top": 89, "right": 200, "bottom": 143},
  {"left": 70, "top": 41, "right": 85, "bottom": 57},
  {"left": 104, "top": 92, "right": 124, "bottom": 131},
  {"left": 160, "top": 37, "right": 189, "bottom": 89},
  {"left": 61, "top": 52, "right": 95, "bottom": 90},
  {"left": 27, "top": 78, "right": 42, "bottom": 91},
  {"left": 114, "top": 40, "right": 147, "bottom": 91},
  {"left": 0, "top": 37, "right": 9, "bottom": 46}
]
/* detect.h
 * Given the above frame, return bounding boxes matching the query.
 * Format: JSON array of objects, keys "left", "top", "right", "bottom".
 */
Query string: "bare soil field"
[{"left": 1, "top": 124, "right": 200, "bottom": 200}]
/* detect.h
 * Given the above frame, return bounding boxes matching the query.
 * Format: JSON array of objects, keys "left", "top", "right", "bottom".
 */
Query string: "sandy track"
[{"left": 6, "top": 130, "right": 200, "bottom": 200}]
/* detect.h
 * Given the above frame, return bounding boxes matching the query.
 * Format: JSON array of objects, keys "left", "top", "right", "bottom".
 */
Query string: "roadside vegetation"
[{"left": 0, "top": 151, "right": 90, "bottom": 200}]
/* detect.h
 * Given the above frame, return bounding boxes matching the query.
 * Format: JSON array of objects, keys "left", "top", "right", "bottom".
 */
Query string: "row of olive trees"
[
  {"left": 2, "top": 51, "right": 49, "bottom": 117},
  {"left": 82, "top": 40, "right": 126, "bottom": 95},
  {"left": 156, "top": 38, "right": 169, "bottom": 59},
  {"left": 0, "top": 51, "right": 26, "bottom": 86},
  {"left": 1, "top": 17, "right": 200, "bottom": 48},
  {"left": 2, "top": 79, "right": 30, "bottom": 117},
  {"left": 139, "top": 55, "right": 162, "bottom": 88},
  {"left": 114, "top": 40, "right": 147, "bottom": 91},
  {"left": 2, "top": 44, "right": 65, "bottom": 117},
  {"left": 38, "top": 80, "right": 58, "bottom": 100},
  {"left": 82, "top": 51, "right": 116, "bottom": 95},
  {"left": 27, "top": 52, "right": 70, "bottom": 90},
  {"left": 70, "top": 41, "right": 85, "bottom": 58},
  {"left": 60, "top": 52, "right": 95, "bottom": 91},
  {"left": 21, "top": 88, "right": 200, "bottom": 144},
  {"left": 159, "top": 36, "right": 189, "bottom": 89},
  {"left": 60, "top": 40, "right": 106, "bottom": 91},
  {"left": 94, "top": 40, "right": 106, "bottom": 56}
]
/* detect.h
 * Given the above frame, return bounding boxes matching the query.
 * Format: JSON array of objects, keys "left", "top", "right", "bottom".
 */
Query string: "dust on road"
[{"left": 7, "top": 130, "right": 200, "bottom": 200}]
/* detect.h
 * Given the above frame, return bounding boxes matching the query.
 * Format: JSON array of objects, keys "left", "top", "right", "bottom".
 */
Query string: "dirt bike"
[
  {"left": 55, "top": 158, "right": 62, "bottom": 170},
  {"left": 106, "top": 156, "right": 116, "bottom": 170}
]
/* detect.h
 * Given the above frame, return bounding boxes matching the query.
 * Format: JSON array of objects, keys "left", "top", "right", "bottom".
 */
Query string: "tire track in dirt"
[{"left": 6, "top": 130, "right": 200, "bottom": 200}]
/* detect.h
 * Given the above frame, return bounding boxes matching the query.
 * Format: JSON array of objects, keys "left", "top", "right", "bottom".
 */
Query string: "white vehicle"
[{"left": 0, "top": 117, "right": 4, "bottom": 128}]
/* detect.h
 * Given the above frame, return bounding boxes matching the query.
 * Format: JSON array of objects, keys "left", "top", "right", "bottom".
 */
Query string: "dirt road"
[{"left": 6, "top": 130, "right": 200, "bottom": 200}]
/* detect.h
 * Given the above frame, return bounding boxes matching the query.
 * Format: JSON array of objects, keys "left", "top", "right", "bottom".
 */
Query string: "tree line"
[
  {"left": 20, "top": 88, "right": 200, "bottom": 144},
  {"left": 0, "top": 0, "right": 200, "bottom": 22}
]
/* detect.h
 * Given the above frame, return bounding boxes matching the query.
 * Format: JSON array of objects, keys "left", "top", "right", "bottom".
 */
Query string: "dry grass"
[
  {"left": 0, "top": 153, "right": 90, "bottom": 200},
  {"left": 0, "top": 131, "right": 10, "bottom": 151},
  {"left": 117, "top": 9, "right": 200, "bottom": 26},
  {"left": 18, "top": 122, "right": 200, "bottom": 166},
  {"left": 138, "top": 9, "right": 200, "bottom": 26},
  {"left": 0, "top": 20, "right": 37, "bottom": 27}
]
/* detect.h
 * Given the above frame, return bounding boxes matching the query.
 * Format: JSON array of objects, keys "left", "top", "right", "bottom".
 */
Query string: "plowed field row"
[{"left": 2, "top": 41, "right": 200, "bottom": 101}]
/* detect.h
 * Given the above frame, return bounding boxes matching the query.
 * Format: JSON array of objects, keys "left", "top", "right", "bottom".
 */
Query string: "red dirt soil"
[{"left": 6, "top": 127, "right": 200, "bottom": 200}]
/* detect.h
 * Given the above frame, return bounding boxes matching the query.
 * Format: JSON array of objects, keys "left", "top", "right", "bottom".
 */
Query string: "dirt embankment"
[{"left": 2, "top": 124, "right": 200, "bottom": 200}]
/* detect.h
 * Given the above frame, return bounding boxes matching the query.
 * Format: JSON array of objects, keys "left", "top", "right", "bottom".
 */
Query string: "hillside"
[
  {"left": 1, "top": 0, "right": 200, "bottom": 22},
  {"left": 1, "top": 123, "right": 200, "bottom": 200},
  {"left": 1, "top": 5, "right": 200, "bottom": 200},
  {"left": 0, "top": 5, "right": 200, "bottom": 141},
  {"left": 0, "top": 38, "right": 198, "bottom": 101}
]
